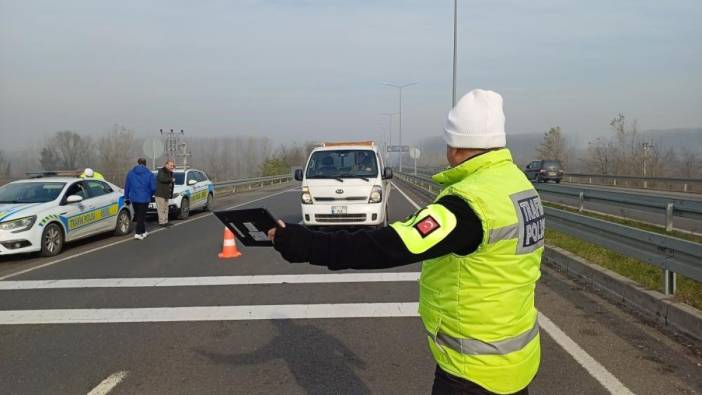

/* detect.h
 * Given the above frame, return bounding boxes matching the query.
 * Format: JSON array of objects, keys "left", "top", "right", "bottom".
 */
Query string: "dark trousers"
[
  {"left": 133, "top": 202, "right": 147, "bottom": 234},
  {"left": 432, "top": 366, "right": 529, "bottom": 395}
]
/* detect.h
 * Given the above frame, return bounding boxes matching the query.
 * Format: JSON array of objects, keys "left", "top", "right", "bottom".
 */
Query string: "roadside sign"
[
  {"left": 409, "top": 147, "right": 421, "bottom": 160},
  {"left": 143, "top": 139, "right": 165, "bottom": 169},
  {"left": 387, "top": 145, "right": 410, "bottom": 153}
]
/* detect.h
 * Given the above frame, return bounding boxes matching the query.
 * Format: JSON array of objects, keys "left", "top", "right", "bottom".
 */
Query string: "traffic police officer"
[
  {"left": 268, "top": 89, "right": 544, "bottom": 395},
  {"left": 80, "top": 168, "right": 105, "bottom": 180}
]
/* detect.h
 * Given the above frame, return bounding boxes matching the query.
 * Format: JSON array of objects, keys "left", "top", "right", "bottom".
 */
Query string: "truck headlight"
[
  {"left": 301, "top": 186, "right": 313, "bottom": 204},
  {"left": 369, "top": 185, "right": 382, "bottom": 203},
  {"left": 0, "top": 215, "right": 37, "bottom": 233}
]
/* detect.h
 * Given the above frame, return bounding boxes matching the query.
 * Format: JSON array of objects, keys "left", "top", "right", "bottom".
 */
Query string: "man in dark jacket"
[
  {"left": 155, "top": 160, "right": 176, "bottom": 227},
  {"left": 124, "top": 158, "right": 156, "bottom": 240}
]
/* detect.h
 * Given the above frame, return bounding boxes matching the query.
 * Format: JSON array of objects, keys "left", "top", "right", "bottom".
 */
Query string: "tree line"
[
  {"left": 536, "top": 114, "right": 701, "bottom": 178},
  {"left": 0, "top": 127, "right": 317, "bottom": 187}
]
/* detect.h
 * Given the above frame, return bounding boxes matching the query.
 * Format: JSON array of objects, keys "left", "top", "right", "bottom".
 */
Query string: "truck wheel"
[
  {"left": 114, "top": 209, "right": 132, "bottom": 236},
  {"left": 177, "top": 198, "right": 190, "bottom": 220},
  {"left": 40, "top": 223, "right": 64, "bottom": 257}
]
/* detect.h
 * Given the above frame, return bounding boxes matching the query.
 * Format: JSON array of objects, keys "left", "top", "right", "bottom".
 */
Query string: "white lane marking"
[
  {"left": 87, "top": 371, "right": 128, "bottom": 395},
  {"left": 0, "top": 303, "right": 420, "bottom": 325},
  {"left": 539, "top": 314, "right": 635, "bottom": 395},
  {"left": 0, "top": 272, "right": 420, "bottom": 290},
  {"left": 389, "top": 181, "right": 421, "bottom": 210},
  {"left": 394, "top": 178, "right": 634, "bottom": 395},
  {"left": 0, "top": 188, "right": 299, "bottom": 281}
]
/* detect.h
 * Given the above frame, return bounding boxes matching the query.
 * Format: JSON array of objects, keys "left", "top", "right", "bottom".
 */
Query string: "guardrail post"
[
  {"left": 588, "top": 177, "right": 592, "bottom": 184},
  {"left": 612, "top": 178, "right": 617, "bottom": 186},
  {"left": 665, "top": 203, "right": 674, "bottom": 232},
  {"left": 577, "top": 192, "right": 585, "bottom": 212},
  {"left": 683, "top": 183, "right": 688, "bottom": 193},
  {"left": 643, "top": 180, "right": 648, "bottom": 189},
  {"left": 663, "top": 269, "right": 676, "bottom": 295}
]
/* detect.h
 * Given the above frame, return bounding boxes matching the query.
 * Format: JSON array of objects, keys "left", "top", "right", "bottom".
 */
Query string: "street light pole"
[
  {"left": 381, "top": 112, "right": 399, "bottom": 162},
  {"left": 452, "top": 0, "right": 458, "bottom": 107},
  {"left": 383, "top": 82, "right": 417, "bottom": 172}
]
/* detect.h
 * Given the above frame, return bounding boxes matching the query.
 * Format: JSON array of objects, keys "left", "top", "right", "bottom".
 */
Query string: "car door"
[
  {"left": 524, "top": 162, "right": 535, "bottom": 180},
  {"left": 84, "top": 180, "right": 120, "bottom": 233},
  {"left": 60, "top": 181, "right": 94, "bottom": 240},
  {"left": 190, "top": 171, "right": 208, "bottom": 209}
]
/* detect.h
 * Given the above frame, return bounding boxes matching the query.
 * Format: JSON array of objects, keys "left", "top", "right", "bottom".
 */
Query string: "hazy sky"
[{"left": 1, "top": 0, "right": 701, "bottom": 149}]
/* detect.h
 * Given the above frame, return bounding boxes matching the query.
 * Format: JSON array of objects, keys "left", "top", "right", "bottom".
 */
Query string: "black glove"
[{"left": 273, "top": 223, "right": 312, "bottom": 263}]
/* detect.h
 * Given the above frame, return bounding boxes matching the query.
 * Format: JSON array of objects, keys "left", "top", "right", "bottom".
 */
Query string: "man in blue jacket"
[{"left": 124, "top": 158, "right": 156, "bottom": 240}]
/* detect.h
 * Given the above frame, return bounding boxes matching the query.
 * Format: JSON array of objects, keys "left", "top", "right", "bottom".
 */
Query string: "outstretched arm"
[{"left": 268, "top": 195, "right": 483, "bottom": 270}]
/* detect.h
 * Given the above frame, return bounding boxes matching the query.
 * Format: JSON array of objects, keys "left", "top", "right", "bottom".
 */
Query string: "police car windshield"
[
  {"left": 306, "top": 150, "right": 378, "bottom": 179},
  {"left": 0, "top": 182, "right": 66, "bottom": 204}
]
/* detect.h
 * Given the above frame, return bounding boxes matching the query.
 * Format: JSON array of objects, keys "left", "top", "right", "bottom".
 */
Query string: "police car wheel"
[
  {"left": 203, "top": 194, "right": 214, "bottom": 212},
  {"left": 114, "top": 210, "right": 132, "bottom": 236},
  {"left": 177, "top": 198, "right": 190, "bottom": 220},
  {"left": 40, "top": 223, "right": 64, "bottom": 257}
]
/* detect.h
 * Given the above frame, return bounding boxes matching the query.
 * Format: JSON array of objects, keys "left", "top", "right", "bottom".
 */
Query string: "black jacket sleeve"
[{"left": 272, "top": 195, "right": 483, "bottom": 270}]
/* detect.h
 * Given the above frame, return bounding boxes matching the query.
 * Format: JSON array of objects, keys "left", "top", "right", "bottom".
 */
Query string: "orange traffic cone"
[{"left": 218, "top": 227, "right": 242, "bottom": 259}]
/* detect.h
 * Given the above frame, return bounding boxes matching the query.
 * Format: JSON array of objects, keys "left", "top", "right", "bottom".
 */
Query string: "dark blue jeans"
[{"left": 133, "top": 202, "right": 147, "bottom": 234}]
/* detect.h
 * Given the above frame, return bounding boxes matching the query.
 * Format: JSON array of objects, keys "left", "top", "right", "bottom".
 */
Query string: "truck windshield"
[
  {"left": 0, "top": 182, "right": 66, "bottom": 203},
  {"left": 305, "top": 150, "right": 378, "bottom": 179}
]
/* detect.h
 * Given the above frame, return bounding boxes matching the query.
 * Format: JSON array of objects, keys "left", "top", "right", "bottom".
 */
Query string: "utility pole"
[
  {"left": 452, "top": 0, "right": 458, "bottom": 107},
  {"left": 160, "top": 129, "right": 187, "bottom": 167},
  {"left": 382, "top": 82, "right": 417, "bottom": 172}
]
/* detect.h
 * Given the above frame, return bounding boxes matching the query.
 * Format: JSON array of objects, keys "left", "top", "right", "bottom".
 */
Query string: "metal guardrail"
[
  {"left": 564, "top": 173, "right": 702, "bottom": 193},
  {"left": 534, "top": 183, "right": 702, "bottom": 232},
  {"left": 395, "top": 171, "right": 702, "bottom": 296},
  {"left": 213, "top": 174, "right": 293, "bottom": 193},
  {"left": 402, "top": 170, "right": 702, "bottom": 232},
  {"left": 545, "top": 207, "right": 702, "bottom": 295}
]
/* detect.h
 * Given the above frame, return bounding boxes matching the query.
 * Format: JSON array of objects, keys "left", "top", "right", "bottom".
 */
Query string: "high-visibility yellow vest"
[{"left": 420, "top": 149, "right": 543, "bottom": 394}]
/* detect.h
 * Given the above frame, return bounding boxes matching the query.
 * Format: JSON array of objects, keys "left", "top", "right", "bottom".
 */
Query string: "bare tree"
[
  {"left": 39, "top": 131, "right": 94, "bottom": 170},
  {"left": 584, "top": 137, "right": 614, "bottom": 175},
  {"left": 96, "top": 125, "right": 140, "bottom": 184},
  {"left": 676, "top": 148, "right": 701, "bottom": 178},
  {"left": 0, "top": 151, "right": 11, "bottom": 183},
  {"left": 537, "top": 126, "right": 568, "bottom": 166}
]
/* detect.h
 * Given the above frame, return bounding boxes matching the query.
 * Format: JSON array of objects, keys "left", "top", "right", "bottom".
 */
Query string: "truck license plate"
[{"left": 332, "top": 206, "right": 347, "bottom": 215}]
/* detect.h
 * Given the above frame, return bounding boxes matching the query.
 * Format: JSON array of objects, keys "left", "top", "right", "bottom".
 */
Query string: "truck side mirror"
[
  {"left": 383, "top": 168, "right": 393, "bottom": 180},
  {"left": 294, "top": 169, "right": 304, "bottom": 181}
]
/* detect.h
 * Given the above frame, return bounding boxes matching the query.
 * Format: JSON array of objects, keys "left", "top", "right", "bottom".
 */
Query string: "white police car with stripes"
[
  {"left": 148, "top": 168, "right": 214, "bottom": 219},
  {"left": 0, "top": 176, "right": 134, "bottom": 257}
]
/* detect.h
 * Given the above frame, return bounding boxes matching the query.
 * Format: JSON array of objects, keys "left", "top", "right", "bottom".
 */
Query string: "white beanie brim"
[{"left": 443, "top": 128, "right": 506, "bottom": 149}]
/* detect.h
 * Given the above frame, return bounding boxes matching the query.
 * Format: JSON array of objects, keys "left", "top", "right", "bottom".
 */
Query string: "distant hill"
[{"left": 642, "top": 128, "right": 702, "bottom": 151}]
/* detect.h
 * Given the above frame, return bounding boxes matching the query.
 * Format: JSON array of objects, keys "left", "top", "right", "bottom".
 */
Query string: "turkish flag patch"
[{"left": 414, "top": 215, "right": 440, "bottom": 238}]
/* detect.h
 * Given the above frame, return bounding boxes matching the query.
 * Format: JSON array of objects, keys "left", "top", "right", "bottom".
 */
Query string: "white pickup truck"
[{"left": 294, "top": 141, "right": 393, "bottom": 228}]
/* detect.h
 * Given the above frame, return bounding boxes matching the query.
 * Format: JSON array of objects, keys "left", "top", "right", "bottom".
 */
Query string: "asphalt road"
[{"left": 0, "top": 181, "right": 700, "bottom": 394}]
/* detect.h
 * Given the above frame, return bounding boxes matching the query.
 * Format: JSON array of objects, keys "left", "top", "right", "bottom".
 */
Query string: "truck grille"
[
  {"left": 314, "top": 197, "right": 367, "bottom": 202},
  {"left": 315, "top": 214, "right": 367, "bottom": 223}
]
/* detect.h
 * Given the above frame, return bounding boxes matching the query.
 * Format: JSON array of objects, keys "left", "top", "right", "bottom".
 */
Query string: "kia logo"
[{"left": 335, "top": 189, "right": 344, "bottom": 194}]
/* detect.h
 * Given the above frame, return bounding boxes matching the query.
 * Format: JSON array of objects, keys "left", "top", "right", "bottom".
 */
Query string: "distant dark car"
[{"left": 524, "top": 160, "right": 563, "bottom": 183}]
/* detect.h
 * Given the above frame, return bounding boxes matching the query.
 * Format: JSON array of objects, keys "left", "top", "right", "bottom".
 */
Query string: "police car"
[
  {"left": 0, "top": 175, "right": 134, "bottom": 257},
  {"left": 148, "top": 168, "right": 214, "bottom": 219}
]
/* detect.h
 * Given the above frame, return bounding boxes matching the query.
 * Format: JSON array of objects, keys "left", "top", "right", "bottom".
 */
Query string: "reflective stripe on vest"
[
  {"left": 429, "top": 319, "right": 539, "bottom": 356},
  {"left": 488, "top": 224, "right": 519, "bottom": 243}
]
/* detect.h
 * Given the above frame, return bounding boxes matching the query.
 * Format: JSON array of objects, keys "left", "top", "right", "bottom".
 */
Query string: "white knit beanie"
[{"left": 443, "top": 89, "right": 506, "bottom": 149}]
